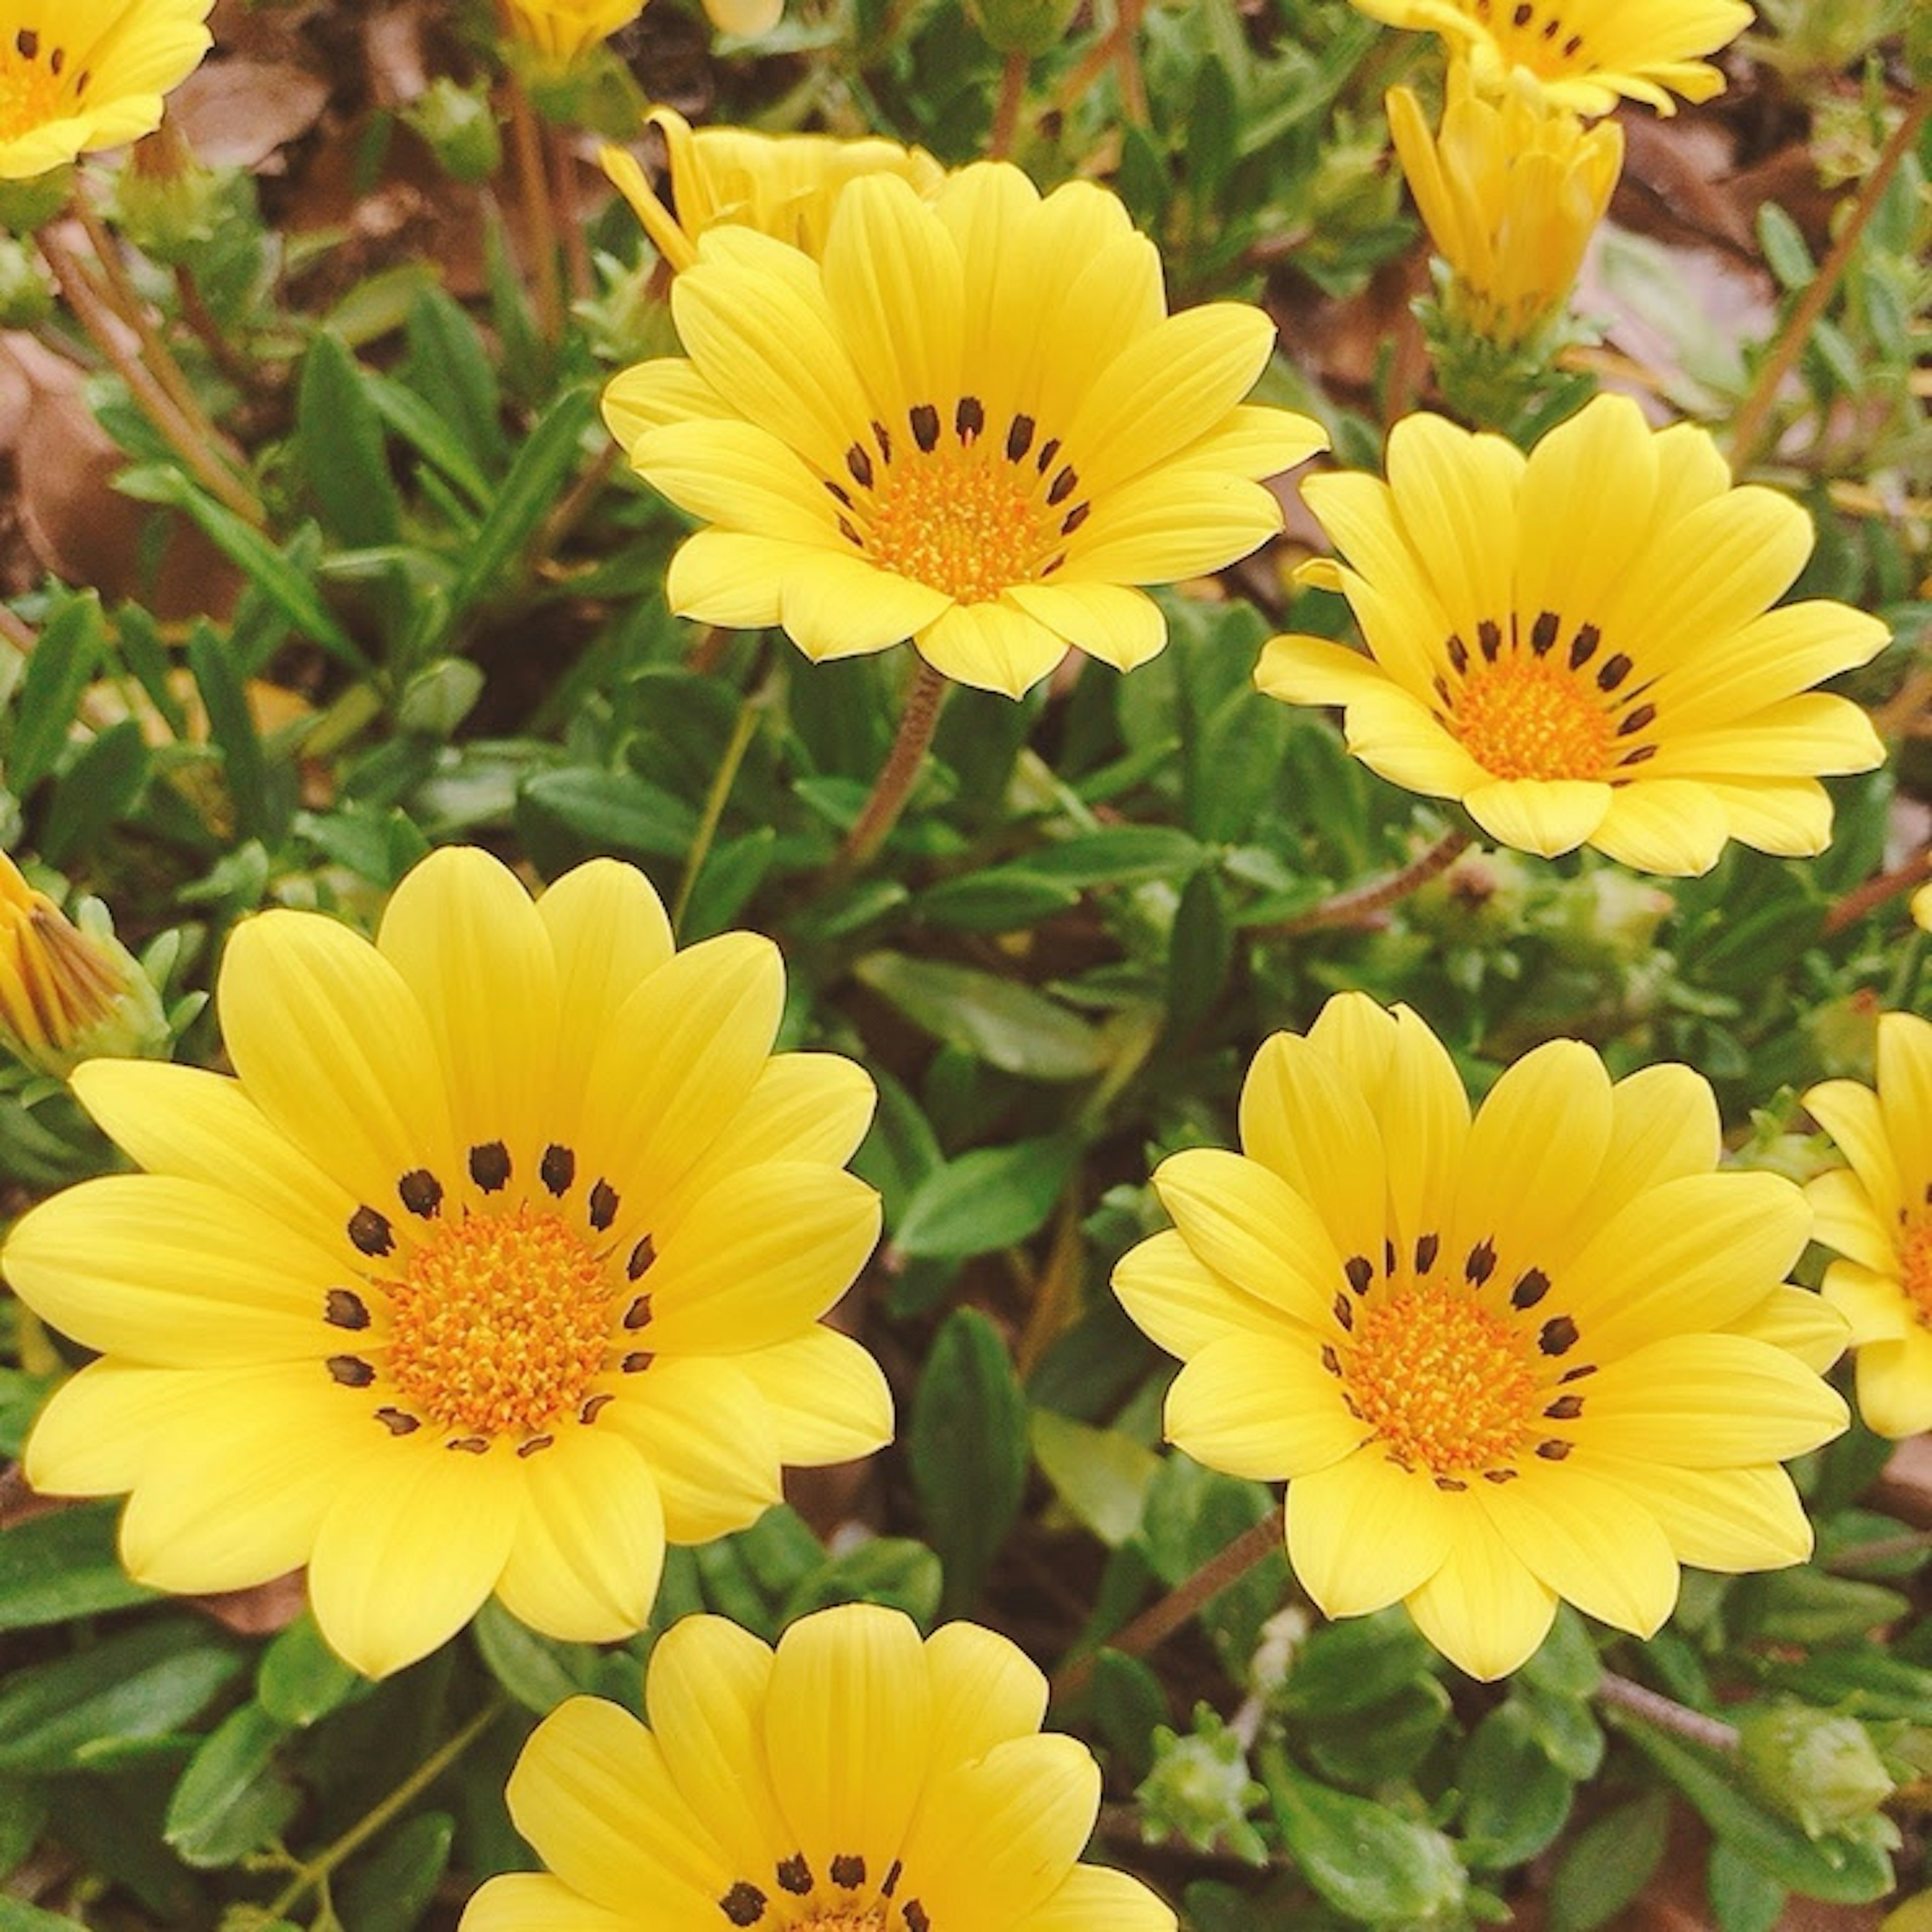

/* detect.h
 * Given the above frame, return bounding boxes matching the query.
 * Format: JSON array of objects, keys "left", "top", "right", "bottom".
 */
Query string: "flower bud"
[
  {"left": 403, "top": 78, "right": 503, "bottom": 185},
  {"left": 0, "top": 235, "right": 53, "bottom": 326},
  {"left": 962, "top": 0, "right": 1082, "bottom": 56},
  {"left": 1739, "top": 1705, "right": 1894, "bottom": 1839},
  {"left": 0, "top": 164, "right": 74, "bottom": 235},
  {"left": 1137, "top": 1706, "right": 1269, "bottom": 1865}
]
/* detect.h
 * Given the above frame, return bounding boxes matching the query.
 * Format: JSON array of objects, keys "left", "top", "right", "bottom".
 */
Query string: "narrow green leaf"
[
  {"left": 1547, "top": 1789, "right": 1670, "bottom": 1932},
  {"left": 404, "top": 287, "right": 507, "bottom": 469},
  {"left": 909, "top": 1310, "right": 1029, "bottom": 1616},
  {"left": 364, "top": 370, "right": 494, "bottom": 510},
  {"left": 518, "top": 766, "right": 699, "bottom": 864},
  {"left": 915, "top": 868, "right": 1081, "bottom": 932},
  {"left": 256, "top": 1613, "right": 367, "bottom": 1728},
  {"left": 471, "top": 1600, "right": 601, "bottom": 1715},
  {"left": 295, "top": 330, "right": 403, "bottom": 546},
  {"left": 187, "top": 625, "right": 273, "bottom": 845},
  {"left": 853, "top": 953, "right": 1105, "bottom": 1082},
  {"left": 7, "top": 592, "right": 104, "bottom": 792},
  {"left": 1031, "top": 1410, "right": 1160, "bottom": 1548},
  {"left": 894, "top": 1134, "right": 1078, "bottom": 1259},
  {"left": 39, "top": 718, "right": 148, "bottom": 866},
  {"left": 0, "top": 1500, "right": 158, "bottom": 1630},
  {"left": 164, "top": 1702, "right": 294, "bottom": 1868},
  {"left": 337, "top": 1810, "right": 455, "bottom": 1932},
  {"left": 1026, "top": 825, "right": 1205, "bottom": 887}
]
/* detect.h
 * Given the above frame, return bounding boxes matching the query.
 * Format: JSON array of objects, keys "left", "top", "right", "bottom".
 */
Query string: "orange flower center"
[
  {"left": 384, "top": 1205, "right": 614, "bottom": 1437},
  {"left": 833, "top": 399, "right": 1087, "bottom": 605},
  {"left": 792, "top": 1913, "right": 887, "bottom": 1932},
  {"left": 1468, "top": 0, "right": 1593, "bottom": 77},
  {"left": 1900, "top": 1221, "right": 1932, "bottom": 1326},
  {"left": 1453, "top": 653, "right": 1616, "bottom": 782},
  {"left": 0, "top": 36, "right": 66, "bottom": 144},
  {"left": 1346, "top": 1278, "right": 1540, "bottom": 1478}
]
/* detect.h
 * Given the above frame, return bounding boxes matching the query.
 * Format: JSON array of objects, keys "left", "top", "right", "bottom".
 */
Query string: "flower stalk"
[{"left": 836, "top": 660, "right": 950, "bottom": 874}]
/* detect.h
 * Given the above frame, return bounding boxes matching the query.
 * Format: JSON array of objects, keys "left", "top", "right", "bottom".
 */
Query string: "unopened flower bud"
[
  {"left": 1739, "top": 1705, "right": 1894, "bottom": 1839},
  {"left": 0, "top": 164, "right": 74, "bottom": 235},
  {"left": 0, "top": 855, "right": 167, "bottom": 1078},
  {"left": 0, "top": 235, "right": 53, "bottom": 325},
  {"left": 1138, "top": 1707, "right": 1269, "bottom": 1864},
  {"left": 403, "top": 78, "right": 503, "bottom": 185},
  {"left": 1546, "top": 868, "right": 1674, "bottom": 965},
  {"left": 962, "top": 0, "right": 1082, "bottom": 56},
  {"left": 109, "top": 154, "right": 226, "bottom": 265}
]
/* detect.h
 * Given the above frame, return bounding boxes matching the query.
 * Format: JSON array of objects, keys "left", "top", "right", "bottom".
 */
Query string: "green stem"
[
  {"left": 834, "top": 659, "right": 949, "bottom": 876},
  {"left": 1266, "top": 824, "right": 1471, "bottom": 937},
  {"left": 265, "top": 1697, "right": 504, "bottom": 1922},
  {"left": 1594, "top": 1671, "right": 1739, "bottom": 1752},
  {"left": 989, "top": 50, "right": 1028, "bottom": 161},
  {"left": 672, "top": 679, "right": 767, "bottom": 936}
]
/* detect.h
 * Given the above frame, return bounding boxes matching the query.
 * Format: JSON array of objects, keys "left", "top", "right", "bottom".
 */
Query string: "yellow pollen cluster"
[
  {"left": 791, "top": 1911, "right": 888, "bottom": 1932},
  {"left": 383, "top": 1204, "right": 613, "bottom": 1437},
  {"left": 1453, "top": 653, "right": 1615, "bottom": 782},
  {"left": 862, "top": 442, "right": 1058, "bottom": 605},
  {"left": 1899, "top": 1220, "right": 1932, "bottom": 1326},
  {"left": 1346, "top": 1279, "right": 1539, "bottom": 1477},
  {"left": 0, "top": 41, "right": 64, "bottom": 144}
]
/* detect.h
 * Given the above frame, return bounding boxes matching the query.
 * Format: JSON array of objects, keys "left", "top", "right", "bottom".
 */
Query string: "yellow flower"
[
  {"left": 602, "top": 106, "right": 945, "bottom": 274},
  {"left": 1113, "top": 993, "right": 1848, "bottom": 1680},
  {"left": 0, "top": 0, "right": 212, "bottom": 180},
  {"left": 0, "top": 851, "right": 162, "bottom": 1077},
  {"left": 501, "top": 0, "right": 643, "bottom": 69},
  {"left": 1805, "top": 1013, "right": 1932, "bottom": 1438},
  {"left": 1347, "top": 0, "right": 1752, "bottom": 116},
  {"left": 3, "top": 847, "right": 889, "bottom": 1678},
  {"left": 1257, "top": 395, "right": 1887, "bottom": 874},
  {"left": 602, "top": 162, "right": 1327, "bottom": 699},
  {"left": 1912, "top": 880, "right": 1932, "bottom": 933},
  {"left": 462, "top": 1603, "right": 1176, "bottom": 1932},
  {"left": 1387, "top": 65, "right": 1622, "bottom": 346}
]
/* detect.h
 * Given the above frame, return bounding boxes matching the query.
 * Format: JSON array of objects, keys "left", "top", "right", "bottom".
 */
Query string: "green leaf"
[
  {"left": 915, "top": 868, "right": 1081, "bottom": 932},
  {"left": 1091, "top": 1650, "right": 1166, "bottom": 1782},
  {"left": 1281, "top": 1607, "right": 1438, "bottom": 1719},
  {"left": 187, "top": 625, "right": 275, "bottom": 845},
  {"left": 1755, "top": 1644, "right": 1932, "bottom": 1723},
  {"left": 0, "top": 1779, "right": 46, "bottom": 1881},
  {"left": 472, "top": 1600, "right": 605, "bottom": 1715},
  {"left": 296, "top": 330, "right": 403, "bottom": 546},
  {"left": 1756, "top": 203, "right": 1813, "bottom": 292},
  {"left": 909, "top": 1310, "right": 1030, "bottom": 1616},
  {"left": 0, "top": 1618, "right": 246, "bottom": 1775},
  {"left": 783, "top": 1538, "right": 943, "bottom": 1627},
  {"left": 1031, "top": 1409, "right": 1160, "bottom": 1548},
  {"left": 1709, "top": 1838, "right": 1787, "bottom": 1932},
  {"left": 256, "top": 1613, "right": 367, "bottom": 1728},
  {"left": 443, "top": 384, "right": 598, "bottom": 628},
  {"left": 894, "top": 1134, "right": 1079, "bottom": 1259},
  {"left": 853, "top": 953, "right": 1105, "bottom": 1082},
  {"left": 0, "top": 1499, "right": 158, "bottom": 1629},
  {"left": 39, "top": 718, "right": 148, "bottom": 866},
  {"left": 336, "top": 1810, "right": 455, "bottom": 1932},
  {"left": 1187, "top": 53, "right": 1240, "bottom": 206},
  {"left": 1458, "top": 1702, "right": 1574, "bottom": 1869},
  {"left": 1613, "top": 1712, "right": 1894, "bottom": 1903},
  {"left": 1026, "top": 825, "right": 1206, "bottom": 887},
  {"left": 1264, "top": 1748, "right": 1468, "bottom": 1925},
  {"left": 164, "top": 1702, "right": 296, "bottom": 1869},
  {"left": 1734, "top": 1568, "right": 1910, "bottom": 1647},
  {"left": 519, "top": 766, "right": 699, "bottom": 864},
  {"left": 1167, "top": 866, "right": 1231, "bottom": 1035},
  {"left": 7, "top": 592, "right": 104, "bottom": 793},
  {"left": 364, "top": 371, "right": 494, "bottom": 511},
  {"left": 1300, "top": 1676, "right": 1452, "bottom": 1789},
  {"left": 404, "top": 287, "right": 507, "bottom": 470},
  {"left": 0, "top": 1900, "right": 91, "bottom": 1931},
  {"left": 1546, "top": 1789, "right": 1670, "bottom": 1932}
]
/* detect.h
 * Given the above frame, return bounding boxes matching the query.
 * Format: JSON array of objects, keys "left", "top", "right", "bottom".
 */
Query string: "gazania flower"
[
  {"left": 1806, "top": 1013, "right": 1932, "bottom": 1437},
  {"left": 602, "top": 162, "right": 1327, "bottom": 699},
  {"left": 602, "top": 106, "right": 944, "bottom": 274},
  {"left": 500, "top": 0, "right": 641, "bottom": 68},
  {"left": 1257, "top": 395, "right": 1887, "bottom": 875},
  {"left": 1112, "top": 993, "right": 1847, "bottom": 1680},
  {"left": 1347, "top": 0, "right": 1752, "bottom": 116},
  {"left": 0, "top": 851, "right": 163, "bottom": 1078},
  {"left": 463, "top": 1603, "right": 1175, "bottom": 1932},
  {"left": 4, "top": 847, "right": 888, "bottom": 1678},
  {"left": 0, "top": 0, "right": 213, "bottom": 180},
  {"left": 1387, "top": 64, "right": 1622, "bottom": 346}
]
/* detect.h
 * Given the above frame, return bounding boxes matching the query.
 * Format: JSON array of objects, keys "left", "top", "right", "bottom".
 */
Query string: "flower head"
[
  {"left": 1112, "top": 993, "right": 1847, "bottom": 1680},
  {"left": 602, "top": 105, "right": 945, "bottom": 274},
  {"left": 462, "top": 1602, "right": 1175, "bottom": 1932},
  {"left": 4, "top": 847, "right": 889, "bottom": 1678},
  {"left": 501, "top": 0, "right": 642, "bottom": 70},
  {"left": 0, "top": 851, "right": 163, "bottom": 1077},
  {"left": 0, "top": 0, "right": 213, "bottom": 180},
  {"left": 1804, "top": 1013, "right": 1932, "bottom": 1438},
  {"left": 1257, "top": 395, "right": 1887, "bottom": 874},
  {"left": 603, "top": 161, "right": 1327, "bottom": 698},
  {"left": 1388, "top": 65, "right": 1622, "bottom": 346},
  {"left": 1347, "top": 0, "right": 1752, "bottom": 116}
]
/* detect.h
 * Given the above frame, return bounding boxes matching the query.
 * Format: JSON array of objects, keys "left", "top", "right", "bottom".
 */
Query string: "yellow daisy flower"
[
  {"left": 3, "top": 847, "right": 889, "bottom": 1679},
  {"left": 1347, "top": 0, "right": 1752, "bottom": 116},
  {"left": 1387, "top": 64, "right": 1622, "bottom": 347},
  {"left": 602, "top": 106, "right": 945, "bottom": 274},
  {"left": 0, "top": 0, "right": 213, "bottom": 180},
  {"left": 1912, "top": 880, "right": 1932, "bottom": 933},
  {"left": 602, "top": 161, "right": 1328, "bottom": 699},
  {"left": 0, "top": 850, "right": 161, "bottom": 1077},
  {"left": 1805, "top": 1013, "right": 1932, "bottom": 1438},
  {"left": 1113, "top": 993, "right": 1848, "bottom": 1680},
  {"left": 1256, "top": 394, "right": 1887, "bottom": 875},
  {"left": 462, "top": 1603, "right": 1176, "bottom": 1932},
  {"left": 501, "top": 0, "right": 642, "bottom": 70}
]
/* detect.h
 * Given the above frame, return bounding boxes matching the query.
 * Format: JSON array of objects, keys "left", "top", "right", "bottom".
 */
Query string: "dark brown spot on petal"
[
  {"left": 1415, "top": 1232, "right": 1439, "bottom": 1273},
  {"left": 398, "top": 1168, "right": 443, "bottom": 1218},
  {"left": 624, "top": 1294, "right": 653, "bottom": 1330},
  {"left": 1061, "top": 502, "right": 1090, "bottom": 535},
  {"left": 540, "top": 1143, "right": 575, "bottom": 1196},
  {"left": 720, "top": 1883, "right": 766, "bottom": 1926},
  {"left": 1619, "top": 744, "right": 1658, "bottom": 766},
  {"left": 1478, "top": 618, "right": 1502, "bottom": 662},
  {"left": 956, "top": 396, "right": 984, "bottom": 441},
  {"left": 831, "top": 1855, "right": 866, "bottom": 1889},
  {"left": 1483, "top": 1467, "right": 1518, "bottom": 1482},
  {"left": 1618, "top": 703, "right": 1657, "bottom": 736},
  {"left": 846, "top": 443, "right": 873, "bottom": 490},
  {"left": 1465, "top": 1239, "right": 1496, "bottom": 1286},
  {"left": 1047, "top": 464, "right": 1078, "bottom": 506},
  {"left": 1447, "top": 633, "right": 1470, "bottom": 674},
  {"left": 1545, "top": 1394, "right": 1584, "bottom": 1420},
  {"left": 824, "top": 477, "right": 852, "bottom": 507},
  {"left": 872, "top": 420, "right": 893, "bottom": 462},
  {"left": 1006, "top": 414, "right": 1034, "bottom": 461},
  {"left": 1332, "top": 1292, "right": 1354, "bottom": 1331},
  {"left": 1531, "top": 610, "right": 1559, "bottom": 655},
  {"left": 1320, "top": 1343, "right": 1342, "bottom": 1376},
  {"left": 910, "top": 403, "right": 940, "bottom": 452},
  {"left": 777, "top": 1857, "right": 812, "bottom": 1895},
  {"left": 328, "top": 1355, "right": 375, "bottom": 1387},
  {"left": 348, "top": 1206, "right": 393, "bottom": 1257},
  {"left": 1537, "top": 1438, "right": 1572, "bottom": 1460},
  {"left": 1435, "top": 1475, "right": 1469, "bottom": 1491},
  {"left": 838, "top": 516, "right": 862, "bottom": 546},
  {"left": 1568, "top": 622, "right": 1600, "bottom": 668},
  {"left": 17, "top": 28, "right": 36, "bottom": 56},
  {"left": 622, "top": 1351, "right": 654, "bottom": 1374},
  {"left": 1539, "top": 1315, "right": 1580, "bottom": 1355},
  {"left": 325, "top": 1288, "right": 370, "bottom": 1330},
  {"left": 580, "top": 1393, "right": 613, "bottom": 1424},
  {"left": 1559, "top": 1361, "right": 1596, "bottom": 1383},
  {"left": 468, "top": 1142, "right": 511, "bottom": 1192},
  {"left": 589, "top": 1179, "right": 619, "bottom": 1231},
  {"left": 375, "top": 1406, "right": 419, "bottom": 1434},
  {"left": 1510, "top": 1267, "right": 1550, "bottom": 1310},
  {"left": 1512, "top": 1, "right": 1532, "bottom": 21},
  {"left": 904, "top": 1906, "right": 930, "bottom": 1932},
  {"left": 517, "top": 1434, "right": 554, "bottom": 1457},
  {"left": 448, "top": 1436, "right": 490, "bottom": 1454},
  {"left": 628, "top": 1234, "right": 657, "bottom": 1280},
  {"left": 1345, "top": 1254, "right": 1374, "bottom": 1296},
  {"left": 883, "top": 1861, "right": 903, "bottom": 1898},
  {"left": 1596, "top": 652, "right": 1632, "bottom": 691}
]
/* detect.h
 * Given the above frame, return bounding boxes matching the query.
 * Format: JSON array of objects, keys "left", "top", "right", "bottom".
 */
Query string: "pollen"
[
  {"left": 1452, "top": 651, "right": 1616, "bottom": 782},
  {"left": 1900, "top": 1220, "right": 1932, "bottom": 1326},
  {"left": 1344, "top": 1277, "right": 1541, "bottom": 1478},
  {"left": 0, "top": 38, "right": 64, "bottom": 144},
  {"left": 855, "top": 412, "right": 1063, "bottom": 605},
  {"left": 383, "top": 1203, "right": 614, "bottom": 1438}
]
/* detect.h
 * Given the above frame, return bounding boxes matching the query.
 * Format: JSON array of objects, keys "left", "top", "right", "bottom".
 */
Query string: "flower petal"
[
  {"left": 924, "top": 1621, "right": 1048, "bottom": 1769},
  {"left": 1465, "top": 778, "right": 1612, "bottom": 856},
  {"left": 601, "top": 1356, "right": 782, "bottom": 1542},
  {"left": 1579, "top": 1452, "right": 1811, "bottom": 1572},
  {"left": 1111, "top": 1228, "right": 1293, "bottom": 1359},
  {"left": 461, "top": 1871, "right": 654, "bottom": 1932},
  {"left": 1164, "top": 1334, "right": 1363, "bottom": 1480},
  {"left": 915, "top": 600, "right": 1067, "bottom": 699},
  {"left": 1003, "top": 581, "right": 1167, "bottom": 673},
  {"left": 732, "top": 1327, "right": 893, "bottom": 1468},
  {"left": 1404, "top": 1505, "right": 1557, "bottom": 1680},
  {"left": 1589, "top": 779, "right": 1731, "bottom": 876},
  {"left": 1015, "top": 1865, "right": 1176, "bottom": 1932},
  {"left": 1287, "top": 1446, "right": 1452, "bottom": 1617}
]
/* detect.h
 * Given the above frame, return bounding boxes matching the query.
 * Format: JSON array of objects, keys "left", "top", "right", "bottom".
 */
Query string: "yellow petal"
[
  {"left": 779, "top": 550, "right": 953, "bottom": 661},
  {"left": 1164, "top": 1334, "right": 1363, "bottom": 1480},
  {"left": 733, "top": 1327, "right": 893, "bottom": 1468},
  {"left": 1464, "top": 777, "right": 1612, "bottom": 856},
  {"left": 460, "top": 1871, "right": 650, "bottom": 1932},
  {"left": 1579, "top": 1452, "right": 1812, "bottom": 1573},
  {"left": 1821, "top": 1260, "right": 1910, "bottom": 1346},
  {"left": 1726, "top": 1283, "right": 1847, "bottom": 1374},
  {"left": 601, "top": 1356, "right": 782, "bottom": 1542},
  {"left": 915, "top": 599, "right": 1066, "bottom": 698},
  {"left": 1111, "top": 1228, "right": 1294, "bottom": 1359},
  {"left": 1287, "top": 1446, "right": 1452, "bottom": 1617},
  {"left": 1015, "top": 1865, "right": 1176, "bottom": 1932},
  {"left": 664, "top": 529, "right": 791, "bottom": 627},
  {"left": 1589, "top": 779, "right": 1731, "bottom": 876},
  {"left": 1805, "top": 1078, "right": 1904, "bottom": 1227},
  {"left": 1852, "top": 1328, "right": 1932, "bottom": 1440},
  {"left": 1003, "top": 581, "right": 1168, "bottom": 673},
  {"left": 1404, "top": 1504, "right": 1556, "bottom": 1681},
  {"left": 924, "top": 1620, "right": 1048, "bottom": 1769}
]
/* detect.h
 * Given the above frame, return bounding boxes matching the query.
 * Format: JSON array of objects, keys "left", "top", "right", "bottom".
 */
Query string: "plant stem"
[
  {"left": 507, "top": 78, "right": 563, "bottom": 343},
  {"left": 1265, "top": 824, "right": 1471, "bottom": 936},
  {"left": 544, "top": 119, "right": 592, "bottom": 302},
  {"left": 1823, "top": 841, "right": 1932, "bottom": 935},
  {"left": 265, "top": 1697, "right": 504, "bottom": 1921},
  {"left": 835, "top": 659, "right": 949, "bottom": 874},
  {"left": 671, "top": 680, "right": 767, "bottom": 936},
  {"left": 1051, "top": 1505, "right": 1285, "bottom": 1703},
  {"left": 1729, "top": 89, "right": 1932, "bottom": 473},
  {"left": 174, "top": 263, "right": 264, "bottom": 397},
  {"left": 38, "top": 225, "right": 266, "bottom": 527},
  {"left": 1112, "top": 0, "right": 1150, "bottom": 125},
  {"left": 989, "top": 50, "right": 1028, "bottom": 161},
  {"left": 1595, "top": 1671, "right": 1740, "bottom": 1753}
]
